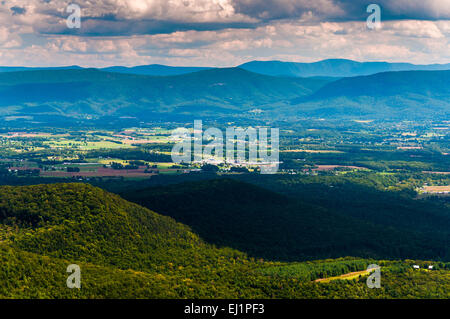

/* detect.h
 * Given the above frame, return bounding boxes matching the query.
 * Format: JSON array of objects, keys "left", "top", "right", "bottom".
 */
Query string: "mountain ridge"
[
  {"left": 239, "top": 59, "right": 450, "bottom": 78},
  {"left": 0, "top": 67, "right": 329, "bottom": 119},
  {"left": 287, "top": 69, "right": 450, "bottom": 119},
  {"left": 0, "top": 67, "right": 449, "bottom": 122},
  {"left": 2, "top": 59, "right": 449, "bottom": 78}
]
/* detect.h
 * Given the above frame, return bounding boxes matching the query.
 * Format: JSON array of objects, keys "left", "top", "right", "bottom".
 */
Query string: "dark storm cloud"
[
  {"left": 50, "top": 17, "right": 256, "bottom": 36},
  {"left": 334, "top": 0, "right": 450, "bottom": 21},
  {"left": 24, "top": 0, "right": 450, "bottom": 37},
  {"left": 231, "top": 0, "right": 450, "bottom": 22}
]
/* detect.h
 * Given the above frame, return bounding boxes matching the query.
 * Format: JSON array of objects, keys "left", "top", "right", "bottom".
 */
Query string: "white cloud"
[{"left": 0, "top": 1, "right": 449, "bottom": 66}]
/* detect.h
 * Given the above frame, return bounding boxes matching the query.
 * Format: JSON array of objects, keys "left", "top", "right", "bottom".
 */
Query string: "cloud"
[
  {"left": 381, "top": 0, "right": 450, "bottom": 20},
  {"left": 1, "top": 0, "right": 449, "bottom": 38},
  {"left": 12, "top": 0, "right": 258, "bottom": 36},
  {"left": 10, "top": 6, "right": 26, "bottom": 15},
  {"left": 387, "top": 20, "right": 445, "bottom": 39},
  {"left": 232, "top": 0, "right": 345, "bottom": 21},
  {"left": 0, "top": 0, "right": 449, "bottom": 67}
]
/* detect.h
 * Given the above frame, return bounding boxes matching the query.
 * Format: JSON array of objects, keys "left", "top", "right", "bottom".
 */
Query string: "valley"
[{"left": 0, "top": 61, "right": 449, "bottom": 300}]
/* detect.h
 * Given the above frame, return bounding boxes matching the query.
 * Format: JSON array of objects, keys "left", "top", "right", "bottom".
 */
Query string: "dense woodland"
[
  {"left": 122, "top": 178, "right": 450, "bottom": 262},
  {"left": 0, "top": 183, "right": 449, "bottom": 298}
]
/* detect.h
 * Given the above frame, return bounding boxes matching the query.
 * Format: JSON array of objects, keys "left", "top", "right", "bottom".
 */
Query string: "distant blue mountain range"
[
  {"left": 0, "top": 65, "right": 209, "bottom": 76},
  {"left": 2, "top": 59, "right": 449, "bottom": 78},
  {"left": 101, "top": 64, "right": 211, "bottom": 76},
  {"left": 0, "top": 62, "right": 449, "bottom": 124},
  {"left": 238, "top": 59, "right": 450, "bottom": 78},
  {"left": 0, "top": 66, "right": 84, "bottom": 73}
]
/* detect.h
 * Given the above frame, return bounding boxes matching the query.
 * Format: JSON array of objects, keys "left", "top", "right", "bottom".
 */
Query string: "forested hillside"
[
  {"left": 1, "top": 183, "right": 449, "bottom": 298},
  {"left": 0, "top": 68, "right": 328, "bottom": 119},
  {"left": 288, "top": 70, "right": 450, "bottom": 119},
  {"left": 1, "top": 68, "right": 449, "bottom": 124},
  {"left": 122, "top": 179, "right": 450, "bottom": 262}
]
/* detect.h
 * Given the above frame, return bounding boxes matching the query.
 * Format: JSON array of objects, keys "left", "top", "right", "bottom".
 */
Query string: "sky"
[{"left": 0, "top": 0, "right": 449, "bottom": 67}]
